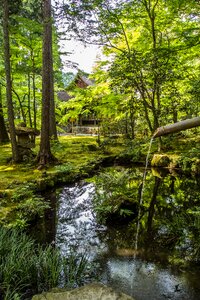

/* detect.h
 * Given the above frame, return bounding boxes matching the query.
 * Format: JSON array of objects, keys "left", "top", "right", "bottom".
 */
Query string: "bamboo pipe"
[{"left": 153, "top": 117, "right": 200, "bottom": 138}]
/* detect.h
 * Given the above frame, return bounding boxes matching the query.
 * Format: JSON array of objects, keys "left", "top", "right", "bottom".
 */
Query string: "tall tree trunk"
[
  {"left": 2, "top": 0, "right": 20, "bottom": 162},
  {"left": 0, "top": 84, "right": 9, "bottom": 143},
  {"left": 38, "top": 0, "right": 55, "bottom": 167},
  {"left": 49, "top": 38, "right": 58, "bottom": 139},
  {"left": 144, "top": 0, "right": 161, "bottom": 132}
]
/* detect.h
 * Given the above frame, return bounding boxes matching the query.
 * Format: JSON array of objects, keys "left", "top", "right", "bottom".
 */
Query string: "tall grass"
[
  {"left": 0, "top": 228, "right": 91, "bottom": 300},
  {"left": 62, "top": 251, "right": 89, "bottom": 288}
]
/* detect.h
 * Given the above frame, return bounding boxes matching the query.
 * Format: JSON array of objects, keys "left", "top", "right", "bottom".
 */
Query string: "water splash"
[{"left": 135, "top": 136, "right": 154, "bottom": 252}]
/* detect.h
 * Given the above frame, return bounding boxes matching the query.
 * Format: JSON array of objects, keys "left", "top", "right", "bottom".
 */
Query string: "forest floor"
[
  {"left": 0, "top": 132, "right": 199, "bottom": 227},
  {"left": 0, "top": 135, "right": 124, "bottom": 191}
]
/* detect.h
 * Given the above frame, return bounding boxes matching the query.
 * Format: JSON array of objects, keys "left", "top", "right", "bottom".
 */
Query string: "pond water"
[{"left": 38, "top": 167, "right": 200, "bottom": 300}]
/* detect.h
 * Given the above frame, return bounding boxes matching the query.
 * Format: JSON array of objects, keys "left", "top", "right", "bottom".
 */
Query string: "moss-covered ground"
[
  {"left": 0, "top": 136, "right": 119, "bottom": 190},
  {"left": 0, "top": 135, "right": 125, "bottom": 227},
  {"left": 0, "top": 131, "right": 200, "bottom": 227}
]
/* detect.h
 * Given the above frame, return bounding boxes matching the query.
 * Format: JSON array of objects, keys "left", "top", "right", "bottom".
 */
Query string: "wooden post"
[{"left": 153, "top": 117, "right": 200, "bottom": 138}]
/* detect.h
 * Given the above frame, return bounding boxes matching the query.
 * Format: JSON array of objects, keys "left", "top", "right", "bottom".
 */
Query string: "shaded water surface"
[{"left": 44, "top": 168, "right": 200, "bottom": 300}]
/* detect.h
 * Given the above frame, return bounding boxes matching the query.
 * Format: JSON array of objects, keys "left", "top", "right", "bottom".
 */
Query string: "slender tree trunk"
[
  {"left": 27, "top": 73, "right": 32, "bottom": 127},
  {"left": 129, "top": 97, "right": 135, "bottom": 139},
  {"left": 12, "top": 89, "right": 26, "bottom": 124},
  {"left": 125, "top": 112, "right": 129, "bottom": 137},
  {"left": 2, "top": 0, "right": 20, "bottom": 162},
  {"left": 38, "top": 0, "right": 56, "bottom": 167},
  {"left": 31, "top": 51, "right": 37, "bottom": 130},
  {"left": 32, "top": 73, "right": 37, "bottom": 130},
  {"left": 0, "top": 84, "right": 9, "bottom": 143}
]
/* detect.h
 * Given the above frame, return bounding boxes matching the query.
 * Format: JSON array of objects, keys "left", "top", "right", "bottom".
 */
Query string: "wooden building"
[{"left": 58, "top": 72, "right": 98, "bottom": 134}]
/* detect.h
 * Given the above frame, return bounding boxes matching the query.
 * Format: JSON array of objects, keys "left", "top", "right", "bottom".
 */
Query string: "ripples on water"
[
  {"left": 55, "top": 179, "right": 200, "bottom": 300},
  {"left": 57, "top": 183, "right": 107, "bottom": 256}
]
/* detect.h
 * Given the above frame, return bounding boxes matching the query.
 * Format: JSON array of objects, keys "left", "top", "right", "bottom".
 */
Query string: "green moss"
[
  {"left": 151, "top": 154, "right": 179, "bottom": 168},
  {"left": 0, "top": 136, "right": 125, "bottom": 227},
  {"left": 151, "top": 154, "right": 171, "bottom": 167}
]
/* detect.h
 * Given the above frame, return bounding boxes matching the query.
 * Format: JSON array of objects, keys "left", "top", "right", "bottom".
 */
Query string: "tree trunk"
[
  {"left": 129, "top": 97, "right": 135, "bottom": 139},
  {"left": 2, "top": 0, "right": 20, "bottom": 162},
  {"left": 30, "top": 50, "right": 37, "bottom": 130},
  {"left": 27, "top": 72, "right": 32, "bottom": 127},
  {"left": 49, "top": 39, "right": 58, "bottom": 140},
  {"left": 12, "top": 89, "right": 26, "bottom": 124},
  {"left": 38, "top": 0, "right": 56, "bottom": 167},
  {"left": 0, "top": 84, "right": 9, "bottom": 143},
  {"left": 32, "top": 74, "right": 37, "bottom": 130}
]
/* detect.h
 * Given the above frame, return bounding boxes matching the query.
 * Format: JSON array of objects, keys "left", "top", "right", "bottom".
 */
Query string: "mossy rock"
[
  {"left": 151, "top": 154, "right": 171, "bottom": 167},
  {"left": 32, "top": 283, "right": 134, "bottom": 300}
]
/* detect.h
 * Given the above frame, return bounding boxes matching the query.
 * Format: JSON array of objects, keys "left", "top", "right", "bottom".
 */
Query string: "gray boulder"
[{"left": 32, "top": 283, "right": 135, "bottom": 300}]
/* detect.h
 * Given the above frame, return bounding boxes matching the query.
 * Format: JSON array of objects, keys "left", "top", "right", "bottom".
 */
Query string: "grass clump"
[{"left": 0, "top": 228, "right": 92, "bottom": 300}]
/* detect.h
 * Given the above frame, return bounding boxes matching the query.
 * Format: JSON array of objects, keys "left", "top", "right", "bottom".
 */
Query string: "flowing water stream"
[{"left": 37, "top": 166, "right": 200, "bottom": 300}]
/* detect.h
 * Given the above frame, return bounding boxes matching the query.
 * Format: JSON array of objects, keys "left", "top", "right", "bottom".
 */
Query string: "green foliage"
[
  {"left": 37, "top": 246, "right": 62, "bottom": 291},
  {"left": 0, "top": 228, "right": 92, "bottom": 299},
  {"left": 53, "top": 163, "right": 74, "bottom": 174},
  {"left": 0, "top": 0, "right": 64, "bottom": 133},
  {"left": 178, "top": 145, "right": 200, "bottom": 174},
  {"left": 7, "top": 183, "right": 49, "bottom": 227},
  {"left": 118, "top": 139, "right": 143, "bottom": 163},
  {"left": 0, "top": 228, "right": 37, "bottom": 299},
  {"left": 93, "top": 169, "right": 138, "bottom": 223},
  {"left": 62, "top": 251, "right": 90, "bottom": 288},
  {"left": 62, "top": 0, "right": 200, "bottom": 135}
]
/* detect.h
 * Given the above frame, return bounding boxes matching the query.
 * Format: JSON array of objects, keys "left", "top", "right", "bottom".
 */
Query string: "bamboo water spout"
[{"left": 153, "top": 117, "right": 200, "bottom": 138}]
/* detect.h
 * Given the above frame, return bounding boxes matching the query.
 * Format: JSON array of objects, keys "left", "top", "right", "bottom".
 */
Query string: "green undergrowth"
[
  {"left": 148, "top": 132, "right": 200, "bottom": 172},
  {"left": 93, "top": 168, "right": 139, "bottom": 224},
  {"left": 0, "top": 228, "right": 94, "bottom": 300},
  {"left": 0, "top": 135, "right": 125, "bottom": 228}
]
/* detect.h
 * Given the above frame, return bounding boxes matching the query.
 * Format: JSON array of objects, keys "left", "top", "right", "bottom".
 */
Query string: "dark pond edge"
[
  {"left": 35, "top": 152, "right": 200, "bottom": 192},
  {"left": 35, "top": 154, "right": 143, "bottom": 192}
]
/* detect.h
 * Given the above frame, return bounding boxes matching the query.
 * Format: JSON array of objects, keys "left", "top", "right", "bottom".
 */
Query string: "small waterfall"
[
  {"left": 140, "top": 136, "right": 154, "bottom": 205},
  {"left": 134, "top": 136, "right": 154, "bottom": 252}
]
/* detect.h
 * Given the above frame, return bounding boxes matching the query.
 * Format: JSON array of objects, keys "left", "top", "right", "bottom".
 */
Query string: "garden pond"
[{"left": 33, "top": 166, "right": 200, "bottom": 300}]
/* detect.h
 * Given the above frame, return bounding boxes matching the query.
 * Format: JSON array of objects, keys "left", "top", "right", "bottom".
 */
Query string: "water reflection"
[
  {"left": 41, "top": 168, "right": 200, "bottom": 299},
  {"left": 56, "top": 182, "right": 107, "bottom": 257},
  {"left": 104, "top": 257, "right": 198, "bottom": 300}
]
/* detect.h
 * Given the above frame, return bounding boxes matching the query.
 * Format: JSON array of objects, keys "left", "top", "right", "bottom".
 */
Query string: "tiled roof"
[{"left": 57, "top": 91, "right": 72, "bottom": 101}]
